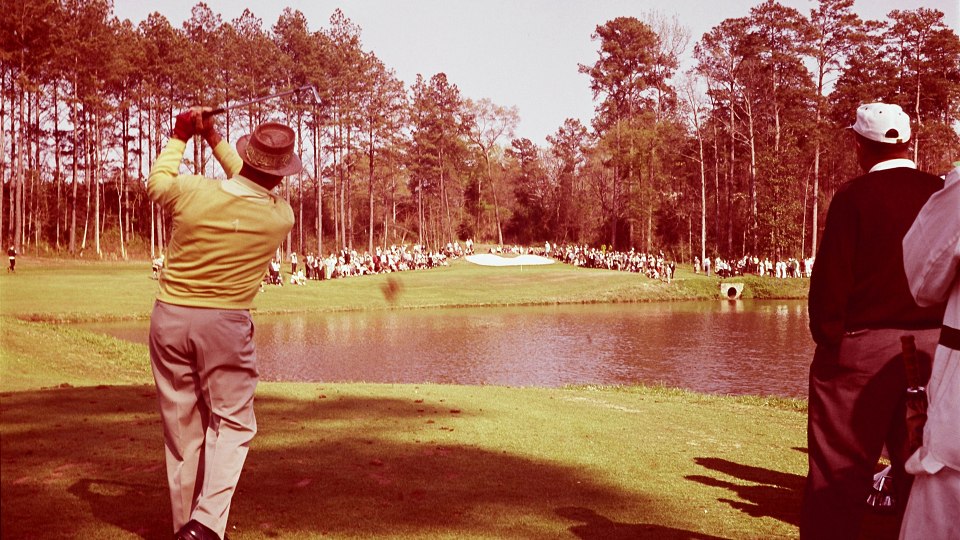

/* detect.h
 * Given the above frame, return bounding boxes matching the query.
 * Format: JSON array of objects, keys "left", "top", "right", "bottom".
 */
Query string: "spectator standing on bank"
[
  {"left": 268, "top": 258, "right": 282, "bottom": 286},
  {"left": 899, "top": 164, "right": 960, "bottom": 540},
  {"left": 147, "top": 106, "right": 297, "bottom": 540},
  {"left": 7, "top": 245, "right": 16, "bottom": 272},
  {"left": 802, "top": 103, "right": 946, "bottom": 539}
]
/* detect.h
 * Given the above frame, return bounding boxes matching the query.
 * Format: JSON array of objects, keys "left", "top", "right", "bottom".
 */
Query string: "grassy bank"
[
  {"left": 0, "top": 257, "right": 808, "bottom": 323},
  {"left": 0, "top": 259, "right": 894, "bottom": 539}
]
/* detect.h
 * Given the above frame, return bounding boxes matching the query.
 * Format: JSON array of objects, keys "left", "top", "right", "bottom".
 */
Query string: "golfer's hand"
[
  {"left": 172, "top": 107, "right": 220, "bottom": 146},
  {"left": 197, "top": 107, "right": 221, "bottom": 146},
  {"left": 172, "top": 109, "right": 198, "bottom": 141}
]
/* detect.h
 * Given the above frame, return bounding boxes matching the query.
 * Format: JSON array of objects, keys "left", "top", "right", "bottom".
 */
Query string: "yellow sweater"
[{"left": 148, "top": 138, "right": 294, "bottom": 309}]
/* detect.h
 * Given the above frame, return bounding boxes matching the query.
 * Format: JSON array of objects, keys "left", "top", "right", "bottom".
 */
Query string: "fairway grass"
[
  {"left": 0, "top": 258, "right": 809, "bottom": 322},
  {"left": 1, "top": 259, "right": 901, "bottom": 539},
  {"left": 2, "top": 378, "right": 811, "bottom": 539}
]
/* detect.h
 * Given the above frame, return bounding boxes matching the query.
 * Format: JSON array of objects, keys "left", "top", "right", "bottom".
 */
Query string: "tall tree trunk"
[
  {"left": 342, "top": 141, "right": 348, "bottom": 251},
  {"left": 81, "top": 111, "right": 90, "bottom": 252},
  {"left": 69, "top": 96, "right": 79, "bottom": 255},
  {"left": 119, "top": 108, "right": 128, "bottom": 260},
  {"left": 417, "top": 180, "right": 423, "bottom": 244},
  {"left": 296, "top": 112, "right": 304, "bottom": 256},
  {"left": 332, "top": 133, "right": 339, "bottom": 252},
  {"left": 54, "top": 83, "right": 62, "bottom": 252},
  {"left": 696, "top": 121, "right": 707, "bottom": 265},
  {"left": 346, "top": 126, "right": 353, "bottom": 250},
  {"left": 773, "top": 85, "right": 781, "bottom": 154},
  {"left": 136, "top": 83, "right": 145, "bottom": 243},
  {"left": 746, "top": 101, "right": 758, "bottom": 255},
  {"left": 475, "top": 149, "right": 487, "bottom": 238},
  {"left": 646, "top": 145, "right": 656, "bottom": 252},
  {"left": 148, "top": 100, "right": 155, "bottom": 258},
  {"left": 25, "top": 89, "right": 33, "bottom": 250},
  {"left": 335, "top": 112, "right": 346, "bottom": 251},
  {"left": 315, "top": 121, "right": 323, "bottom": 257},
  {"left": 726, "top": 97, "right": 735, "bottom": 255},
  {"left": 0, "top": 69, "right": 7, "bottom": 249},
  {"left": 913, "top": 73, "right": 921, "bottom": 163},
  {"left": 94, "top": 111, "right": 101, "bottom": 257},
  {"left": 31, "top": 88, "right": 41, "bottom": 252},
  {"left": 367, "top": 129, "right": 375, "bottom": 254},
  {"left": 812, "top": 131, "right": 821, "bottom": 258},
  {"left": 712, "top": 123, "right": 720, "bottom": 257},
  {"left": 14, "top": 87, "right": 24, "bottom": 251},
  {"left": 492, "top": 170, "right": 503, "bottom": 246},
  {"left": 156, "top": 106, "right": 165, "bottom": 256},
  {"left": 801, "top": 163, "right": 809, "bottom": 259}
]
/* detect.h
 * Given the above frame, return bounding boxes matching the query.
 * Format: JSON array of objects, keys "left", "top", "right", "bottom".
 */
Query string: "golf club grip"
[
  {"left": 202, "top": 107, "right": 227, "bottom": 118},
  {"left": 901, "top": 335, "right": 923, "bottom": 390}
]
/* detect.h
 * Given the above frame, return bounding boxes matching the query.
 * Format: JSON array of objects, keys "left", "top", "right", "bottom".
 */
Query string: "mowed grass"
[
  {"left": 1, "top": 377, "right": 810, "bottom": 539},
  {"left": 0, "top": 257, "right": 808, "bottom": 322},
  {"left": 1, "top": 258, "right": 898, "bottom": 539}
]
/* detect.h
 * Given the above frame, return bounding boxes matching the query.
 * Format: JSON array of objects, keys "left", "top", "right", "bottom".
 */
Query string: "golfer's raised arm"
[
  {"left": 148, "top": 108, "right": 242, "bottom": 207},
  {"left": 147, "top": 110, "right": 192, "bottom": 208},
  {"left": 198, "top": 109, "right": 243, "bottom": 178}
]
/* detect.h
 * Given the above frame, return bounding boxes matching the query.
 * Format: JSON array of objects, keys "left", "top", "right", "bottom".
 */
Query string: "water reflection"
[{"left": 84, "top": 300, "right": 813, "bottom": 397}]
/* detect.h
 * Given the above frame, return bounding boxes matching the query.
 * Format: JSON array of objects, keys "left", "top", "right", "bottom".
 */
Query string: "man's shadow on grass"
[
  {"left": 3, "top": 385, "right": 674, "bottom": 539},
  {"left": 556, "top": 506, "right": 729, "bottom": 540},
  {"left": 685, "top": 456, "right": 804, "bottom": 527},
  {"left": 687, "top": 454, "right": 907, "bottom": 540}
]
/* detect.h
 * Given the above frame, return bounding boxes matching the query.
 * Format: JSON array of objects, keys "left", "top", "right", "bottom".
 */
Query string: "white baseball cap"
[{"left": 850, "top": 103, "right": 911, "bottom": 144}]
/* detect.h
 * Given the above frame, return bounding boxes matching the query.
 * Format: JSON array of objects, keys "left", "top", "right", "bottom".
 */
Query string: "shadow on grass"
[
  {"left": 685, "top": 456, "right": 804, "bottom": 527},
  {"left": 556, "top": 506, "right": 729, "bottom": 539},
  {"left": 687, "top": 454, "right": 908, "bottom": 540},
  {"left": 2, "top": 385, "right": 665, "bottom": 538}
]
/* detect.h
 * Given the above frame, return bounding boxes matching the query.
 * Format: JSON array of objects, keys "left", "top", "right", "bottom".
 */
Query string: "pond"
[{"left": 83, "top": 299, "right": 815, "bottom": 398}]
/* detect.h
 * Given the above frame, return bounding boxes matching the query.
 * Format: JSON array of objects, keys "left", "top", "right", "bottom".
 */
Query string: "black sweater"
[{"left": 809, "top": 166, "right": 946, "bottom": 347}]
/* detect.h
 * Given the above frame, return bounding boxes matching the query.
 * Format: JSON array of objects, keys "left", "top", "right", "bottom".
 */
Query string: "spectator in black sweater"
[{"left": 801, "top": 103, "right": 946, "bottom": 540}]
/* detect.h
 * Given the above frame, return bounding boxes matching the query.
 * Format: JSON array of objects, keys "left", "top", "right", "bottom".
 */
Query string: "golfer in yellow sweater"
[{"left": 148, "top": 107, "right": 297, "bottom": 540}]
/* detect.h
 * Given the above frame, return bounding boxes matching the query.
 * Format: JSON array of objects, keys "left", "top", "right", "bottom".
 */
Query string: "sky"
[{"left": 113, "top": 0, "right": 960, "bottom": 146}]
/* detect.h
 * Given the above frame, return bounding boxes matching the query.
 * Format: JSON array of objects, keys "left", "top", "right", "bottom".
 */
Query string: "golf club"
[{"left": 203, "top": 84, "right": 321, "bottom": 116}]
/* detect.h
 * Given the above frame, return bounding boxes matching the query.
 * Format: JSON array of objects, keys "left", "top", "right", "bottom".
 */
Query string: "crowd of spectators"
[
  {"left": 548, "top": 243, "right": 678, "bottom": 282},
  {"left": 266, "top": 241, "right": 474, "bottom": 287},
  {"left": 547, "top": 242, "right": 813, "bottom": 281},
  {"left": 694, "top": 255, "right": 814, "bottom": 279},
  {"left": 161, "top": 237, "right": 813, "bottom": 289}
]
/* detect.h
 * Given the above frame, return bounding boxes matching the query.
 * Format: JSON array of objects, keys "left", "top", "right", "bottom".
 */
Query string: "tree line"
[{"left": 2, "top": 0, "right": 959, "bottom": 263}]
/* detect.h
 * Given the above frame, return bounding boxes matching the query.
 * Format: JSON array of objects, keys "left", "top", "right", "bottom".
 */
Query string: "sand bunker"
[{"left": 464, "top": 254, "right": 556, "bottom": 267}]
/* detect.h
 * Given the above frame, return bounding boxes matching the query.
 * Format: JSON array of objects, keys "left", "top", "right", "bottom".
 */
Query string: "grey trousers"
[
  {"left": 801, "top": 327, "right": 940, "bottom": 540},
  {"left": 149, "top": 301, "right": 258, "bottom": 538}
]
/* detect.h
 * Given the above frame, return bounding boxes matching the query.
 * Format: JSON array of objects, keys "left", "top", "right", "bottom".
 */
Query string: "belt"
[{"left": 941, "top": 325, "right": 960, "bottom": 351}]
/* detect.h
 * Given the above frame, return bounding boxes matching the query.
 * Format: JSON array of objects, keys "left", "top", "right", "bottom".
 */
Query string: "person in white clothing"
[{"left": 899, "top": 164, "right": 960, "bottom": 540}]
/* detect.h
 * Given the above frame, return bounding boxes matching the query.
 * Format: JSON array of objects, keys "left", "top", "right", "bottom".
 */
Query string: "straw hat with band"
[{"left": 236, "top": 122, "right": 302, "bottom": 177}]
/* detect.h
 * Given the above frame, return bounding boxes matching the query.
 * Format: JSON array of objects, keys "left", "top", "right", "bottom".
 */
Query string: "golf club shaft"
[{"left": 204, "top": 85, "right": 318, "bottom": 116}]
